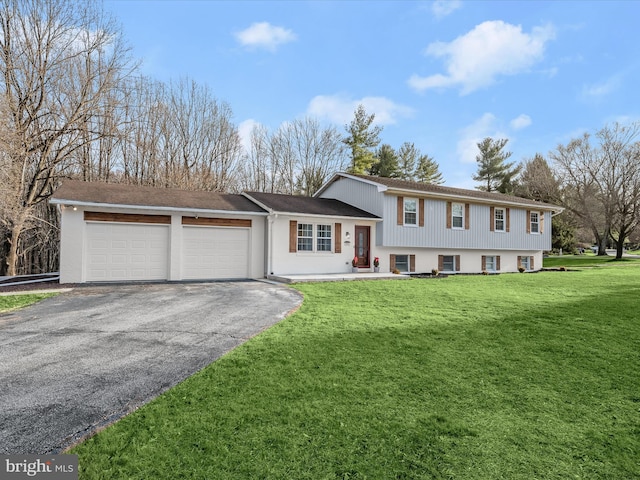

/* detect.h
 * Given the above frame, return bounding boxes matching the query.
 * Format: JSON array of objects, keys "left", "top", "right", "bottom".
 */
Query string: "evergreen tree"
[
  {"left": 397, "top": 142, "right": 419, "bottom": 180},
  {"left": 414, "top": 154, "right": 444, "bottom": 184},
  {"left": 473, "top": 137, "right": 521, "bottom": 193},
  {"left": 343, "top": 105, "right": 383, "bottom": 174},
  {"left": 369, "top": 144, "right": 400, "bottom": 177}
]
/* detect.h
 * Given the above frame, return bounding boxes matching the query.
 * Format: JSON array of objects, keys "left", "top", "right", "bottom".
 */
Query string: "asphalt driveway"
[{"left": 0, "top": 281, "right": 302, "bottom": 454}]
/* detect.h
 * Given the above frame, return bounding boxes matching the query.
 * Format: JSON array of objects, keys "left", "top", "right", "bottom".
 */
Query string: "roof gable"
[
  {"left": 244, "top": 191, "right": 379, "bottom": 219},
  {"left": 51, "top": 180, "right": 267, "bottom": 213}
]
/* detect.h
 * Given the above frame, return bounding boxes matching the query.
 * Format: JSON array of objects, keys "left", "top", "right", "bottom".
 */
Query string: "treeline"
[{"left": 0, "top": 0, "right": 354, "bottom": 275}]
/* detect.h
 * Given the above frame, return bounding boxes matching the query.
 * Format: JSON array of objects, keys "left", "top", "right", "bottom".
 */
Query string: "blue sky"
[{"left": 105, "top": 0, "right": 640, "bottom": 188}]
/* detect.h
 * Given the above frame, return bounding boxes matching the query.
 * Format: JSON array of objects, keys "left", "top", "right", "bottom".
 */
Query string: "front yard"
[{"left": 68, "top": 263, "right": 640, "bottom": 479}]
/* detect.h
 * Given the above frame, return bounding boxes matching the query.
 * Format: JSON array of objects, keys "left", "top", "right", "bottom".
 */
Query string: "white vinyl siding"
[{"left": 381, "top": 196, "right": 551, "bottom": 251}]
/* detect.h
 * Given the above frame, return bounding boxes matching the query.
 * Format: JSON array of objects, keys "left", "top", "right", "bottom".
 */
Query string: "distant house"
[{"left": 50, "top": 174, "right": 562, "bottom": 283}]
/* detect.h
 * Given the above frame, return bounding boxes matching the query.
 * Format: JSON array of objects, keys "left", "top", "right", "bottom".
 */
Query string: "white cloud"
[
  {"left": 235, "top": 22, "right": 296, "bottom": 52},
  {"left": 237, "top": 119, "right": 260, "bottom": 152},
  {"left": 307, "top": 94, "right": 414, "bottom": 125},
  {"left": 582, "top": 74, "right": 622, "bottom": 98},
  {"left": 456, "top": 113, "right": 510, "bottom": 164},
  {"left": 510, "top": 114, "right": 532, "bottom": 130},
  {"left": 408, "top": 20, "right": 556, "bottom": 95},
  {"left": 431, "top": 0, "right": 462, "bottom": 19}
]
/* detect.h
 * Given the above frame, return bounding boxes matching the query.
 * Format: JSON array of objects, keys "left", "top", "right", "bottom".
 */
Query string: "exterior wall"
[
  {"left": 373, "top": 247, "right": 543, "bottom": 274},
  {"left": 381, "top": 195, "right": 552, "bottom": 252},
  {"left": 318, "top": 176, "right": 384, "bottom": 217},
  {"left": 268, "top": 214, "right": 378, "bottom": 275},
  {"left": 57, "top": 205, "right": 265, "bottom": 283},
  {"left": 58, "top": 207, "right": 86, "bottom": 284}
]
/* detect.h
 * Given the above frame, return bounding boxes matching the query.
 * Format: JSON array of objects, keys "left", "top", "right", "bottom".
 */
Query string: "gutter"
[{"left": 49, "top": 198, "right": 268, "bottom": 216}]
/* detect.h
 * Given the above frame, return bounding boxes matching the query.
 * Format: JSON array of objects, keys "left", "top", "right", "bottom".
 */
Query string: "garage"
[
  {"left": 84, "top": 212, "right": 171, "bottom": 282},
  {"left": 51, "top": 180, "right": 267, "bottom": 283},
  {"left": 181, "top": 217, "right": 251, "bottom": 280}
]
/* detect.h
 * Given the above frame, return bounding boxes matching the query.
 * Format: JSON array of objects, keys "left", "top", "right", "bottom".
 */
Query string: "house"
[
  {"left": 316, "top": 173, "right": 563, "bottom": 274},
  {"left": 50, "top": 174, "right": 562, "bottom": 284}
]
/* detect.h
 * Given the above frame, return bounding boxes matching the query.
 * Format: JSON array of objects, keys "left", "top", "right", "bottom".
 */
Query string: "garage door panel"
[
  {"left": 182, "top": 227, "right": 249, "bottom": 280},
  {"left": 85, "top": 223, "right": 169, "bottom": 282}
]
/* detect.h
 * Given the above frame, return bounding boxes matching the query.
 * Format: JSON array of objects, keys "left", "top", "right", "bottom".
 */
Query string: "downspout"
[{"left": 267, "top": 213, "right": 276, "bottom": 276}]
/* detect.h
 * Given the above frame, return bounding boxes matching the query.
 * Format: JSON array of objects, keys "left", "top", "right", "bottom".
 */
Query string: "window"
[
  {"left": 316, "top": 224, "right": 332, "bottom": 252},
  {"left": 530, "top": 212, "right": 539, "bottom": 234},
  {"left": 520, "top": 256, "right": 531, "bottom": 270},
  {"left": 442, "top": 255, "right": 455, "bottom": 272},
  {"left": 395, "top": 254, "right": 409, "bottom": 272},
  {"left": 297, "top": 223, "right": 313, "bottom": 251},
  {"left": 485, "top": 255, "right": 496, "bottom": 271},
  {"left": 494, "top": 208, "right": 505, "bottom": 232},
  {"left": 404, "top": 198, "right": 417, "bottom": 225},
  {"left": 452, "top": 203, "right": 464, "bottom": 228}
]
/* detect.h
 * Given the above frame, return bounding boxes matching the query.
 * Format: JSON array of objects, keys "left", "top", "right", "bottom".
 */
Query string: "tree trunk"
[{"left": 5, "top": 211, "right": 28, "bottom": 276}]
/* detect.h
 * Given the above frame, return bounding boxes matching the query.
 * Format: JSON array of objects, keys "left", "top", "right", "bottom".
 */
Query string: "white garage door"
[
  {"left": 85, "top": 223, "right": 170, "bottom": 281},
  {"left": 182, "top": 226, "right": 250, "bottom": 280}
]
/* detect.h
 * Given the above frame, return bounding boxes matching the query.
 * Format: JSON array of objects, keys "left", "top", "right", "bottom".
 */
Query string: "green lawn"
[
  {"left": 0, "top": 293, "right": 56, "bottom": 313},
  {"left": 544, "top": 254, "right": 640, "bottom": 268},
  {"left": 72, "top": 267, "right": 640, "bottom": 479}
]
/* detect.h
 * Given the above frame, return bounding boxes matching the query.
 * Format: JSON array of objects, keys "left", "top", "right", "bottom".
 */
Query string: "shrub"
[
  {"left": 518, "top": 266, "right": 526, "bottom": 273},
  {"left": 431, "top": 268, "right": 439, "bottom": 276}
]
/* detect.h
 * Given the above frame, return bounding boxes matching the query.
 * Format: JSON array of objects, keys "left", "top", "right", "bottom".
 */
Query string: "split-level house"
[
  {"left": 50, "top": 173, "right": 562, "bottom": 283},
  {"left": 315, "top": 173, "right": 563, "bottom": 275}
]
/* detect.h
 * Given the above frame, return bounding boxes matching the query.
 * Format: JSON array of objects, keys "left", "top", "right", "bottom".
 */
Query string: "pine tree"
[
  {"left": 369, "top": 144, "right": 400, "bottom": 177},
  {"left": 414, "top": 154, "right": 444, "bottom": 184},
  {"left": 343, "top": 105, "right": 383, "bottom": 174},
  {"left": 472, "top": 137, "right": 521, "bottom": 193},
  {"left": 397, "top": 142, "right": 419, "bottom": 180}
]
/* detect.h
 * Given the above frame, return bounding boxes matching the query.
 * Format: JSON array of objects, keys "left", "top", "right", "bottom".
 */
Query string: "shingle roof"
[
  {"left": 244, "top": 191, "right": 379, "bottom": 218},
  {"left": 334, "top": 173, "right": 563, "bottom": 211},
  {"left": 50, "top": 180, "right": 267, "bottom": 213}
]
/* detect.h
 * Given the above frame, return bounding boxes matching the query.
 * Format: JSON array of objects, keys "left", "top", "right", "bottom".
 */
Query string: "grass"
[
  {"left": 543, "top": 254, "right": 640, "bottom": 268},
  {"left": 0, "top": 292, "right": 56, "bottom": 313},
  {"left": 72, "top": 267, "right": 640, "bottom": 479}
]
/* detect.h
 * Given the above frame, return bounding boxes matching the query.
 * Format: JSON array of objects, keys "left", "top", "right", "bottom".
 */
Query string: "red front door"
[{"left": 354, "top": 225, "right": 370, "bottom": 268}]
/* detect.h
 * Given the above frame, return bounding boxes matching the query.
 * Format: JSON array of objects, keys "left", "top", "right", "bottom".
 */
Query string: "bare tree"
[
  {"left": 0, "top": 0, "right": 134, "bottom": 275},
  {"left": 551, "top": 122, "right": 640, "bottom": 258},
  {"left": 239, "top": 118, "right": 347, "bottom": 196}
]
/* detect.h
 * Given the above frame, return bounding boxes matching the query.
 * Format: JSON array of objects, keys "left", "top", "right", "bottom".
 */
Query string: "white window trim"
[
  {"left": 442, "top": 255, "right": 456, "bottom": 273},
  {"left": 494, "top": 208, "right": 505, "bottom": 232},
  {"left": 316, "top": 224, "right": 333, "bottom": 252},
  {"left": 485, "top": 255, "right": 497, "bottom": 272},
  {"left": 395, "top": 254, "right": 410, "bottom": 273},
  {"left": 403, "top": 198, "right": 418, "bottom": 227},
  {"left": 451, "top": 203, "right": 464, "bottom": 230},
  {"left": 520, "top": 256, "right": 531, "bottom": 271},
  {"left": 530, "top": 211, "right": 540, "bottom": 234},
  {"left": 297, "top": 222, "right": 333, "bottom": 253}
]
